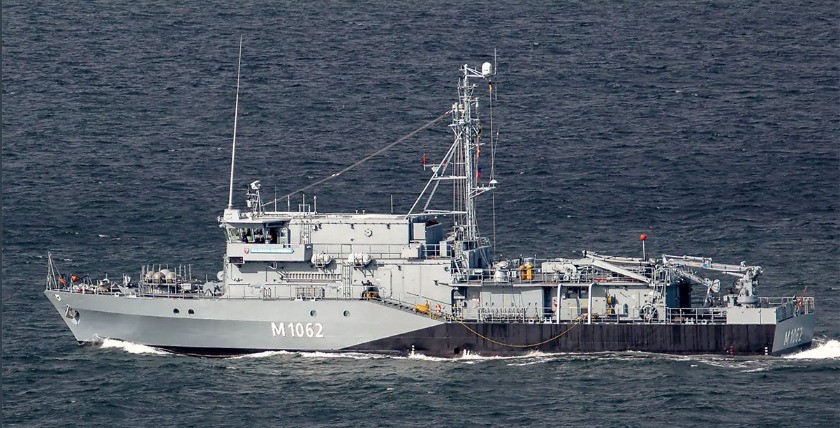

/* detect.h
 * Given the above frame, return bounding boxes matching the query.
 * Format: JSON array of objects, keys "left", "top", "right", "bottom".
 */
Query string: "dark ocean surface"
[{"left": 2, "top": 1, "right": 838, "bottom": 426}]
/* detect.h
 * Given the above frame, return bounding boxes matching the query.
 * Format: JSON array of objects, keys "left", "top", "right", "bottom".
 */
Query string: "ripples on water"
[
  {"left": 14, "top": 338, "right": 838, "bottom": 427},
  {"left": 3, "top": 0, "right": 838, "bottom": 426},
  {"left": 96, "top": 338, "right": 840, "bottom": 362}
]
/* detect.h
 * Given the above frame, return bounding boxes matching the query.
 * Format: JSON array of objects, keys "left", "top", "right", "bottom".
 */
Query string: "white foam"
[
  {"left": 784, "top": 339, "right": 840, "bottom": 360},
  {"left": 98, "top": 338, "right": 170, "bottom": 355},
  {"left": 462, "top": 350, "right": 552, "bottom": 362},
  {"left": 406, "top": 353, "right": 451, "bottom": 362},
  {"left": 228, "top": 349, "right": 575, "bottom": 363},
  {"left": 229, "top": 350, "right": 387, "bottom": 360},
  {"left": 297, "top": 351, "right": 391, "bottom": 360},
  {"left": 230, "top": 350, "right": 294, "bottom": 359},
  {"left": 406, "top": 349, "right": 561, "bottom": 364}
]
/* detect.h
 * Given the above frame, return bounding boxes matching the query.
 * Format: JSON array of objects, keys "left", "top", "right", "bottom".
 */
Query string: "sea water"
[{"left": 3, "top": 1, "right": 838, "bottom": 426}]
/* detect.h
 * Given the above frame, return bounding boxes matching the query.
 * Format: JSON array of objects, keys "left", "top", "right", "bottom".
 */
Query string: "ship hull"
[
  {"left": 45, "top": 290, "right": 814, "bottom": 358},
  {"left": 348, "top": 316, "right": 816, "bottom": 357},
  {"left": 44, "top": 290, "right": 442, "bottom": 352}
]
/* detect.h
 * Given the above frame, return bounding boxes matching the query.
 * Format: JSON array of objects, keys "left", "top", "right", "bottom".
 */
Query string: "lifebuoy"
[{"left": 434, "top": 304, "right": 442, "bottom": 313}]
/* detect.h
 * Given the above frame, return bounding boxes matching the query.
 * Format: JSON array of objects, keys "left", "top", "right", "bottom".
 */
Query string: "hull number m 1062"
[
  {"left": 783, "top": 326, "right": 803, "bottom": 346},
  {"left": 271, "top": 322, "right": 324, "bottom": 338}
]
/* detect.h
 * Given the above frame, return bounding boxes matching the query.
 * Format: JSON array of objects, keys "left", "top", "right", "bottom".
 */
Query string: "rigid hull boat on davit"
[{"left": 45, "top": 57, "right": 816, "bottom": 357}]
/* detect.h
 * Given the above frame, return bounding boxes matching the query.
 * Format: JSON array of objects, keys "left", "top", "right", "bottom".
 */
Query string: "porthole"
[
  {"left": 188, "top": 309, "right": 195, "bottom": 315},
  {"left": 343, "top": 310, "right": 350, "bottom": 317},
  {"left": 173, "top": 309, "right": 180, "bottom": 314},
  {"left": 310, "top": 310, "right": 317, "bottom": 317}
]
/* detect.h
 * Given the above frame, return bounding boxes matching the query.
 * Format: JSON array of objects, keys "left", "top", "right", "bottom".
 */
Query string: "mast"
[
  {"left": 408, "top": 61, "right": 496, "bottom": 244},
  {"left": 227, "top": 36, "right": 243, "bottom": 209}
]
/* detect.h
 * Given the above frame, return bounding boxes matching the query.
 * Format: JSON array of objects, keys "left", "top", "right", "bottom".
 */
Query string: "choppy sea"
[{"left": 3, "top": 1, "right": 838, "bottom": 426}]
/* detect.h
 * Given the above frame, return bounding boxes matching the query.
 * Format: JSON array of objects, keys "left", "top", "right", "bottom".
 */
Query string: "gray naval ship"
[{"left": 45, "top": 59, "right": 816, "bottom": 357}]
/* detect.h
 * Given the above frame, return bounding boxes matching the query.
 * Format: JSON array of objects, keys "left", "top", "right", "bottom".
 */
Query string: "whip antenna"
[
  {"left": 227, "top": 36, "right": 243, "bottom": 209},
  {"left": 489, "top": 49, "right": 499, "bottom": 251}
]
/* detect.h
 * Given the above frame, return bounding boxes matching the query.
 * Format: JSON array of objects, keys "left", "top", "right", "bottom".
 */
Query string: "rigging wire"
[
  {"left": 455, "top": 314, "right": 587, "bottom": 348},
  {"left": 262, "top": 110, "right": 452, "bottom": 208}
]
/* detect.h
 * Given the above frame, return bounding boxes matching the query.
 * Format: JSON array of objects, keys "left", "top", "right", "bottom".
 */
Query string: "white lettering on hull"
[
  {"left": 271, "top": 322, "right": 285, "bottom": 337},
  {"left": 783, "top": 326, "right": 803, "bottom": 346},
  {"left": 271, "top": 322, "right": 324, "bottom": 338}
]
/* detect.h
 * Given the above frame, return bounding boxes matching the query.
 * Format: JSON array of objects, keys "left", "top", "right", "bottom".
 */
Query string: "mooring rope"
[
  {"left": 262, "top": 110, "right": 452, "bottom": 207},
  {"left": 455, "top": 314, "right": 588, "bottom": 348}
]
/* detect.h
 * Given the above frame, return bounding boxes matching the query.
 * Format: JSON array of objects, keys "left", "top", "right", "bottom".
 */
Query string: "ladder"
[
  {"left": 341, "top": 263, "right": 353, "bottom": 298},
  {"left": 298, "top": 215, "right": 312, "bottom": 245}
]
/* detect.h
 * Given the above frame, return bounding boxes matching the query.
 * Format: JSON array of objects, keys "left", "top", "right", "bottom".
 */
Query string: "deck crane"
[{"left": 662, "top": 254, "right": 762, "bottom": 308}]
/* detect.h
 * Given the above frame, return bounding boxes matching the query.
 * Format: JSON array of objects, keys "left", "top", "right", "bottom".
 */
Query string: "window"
[{"left": 227, "top": 228, "right": 243, "bottom": 243}]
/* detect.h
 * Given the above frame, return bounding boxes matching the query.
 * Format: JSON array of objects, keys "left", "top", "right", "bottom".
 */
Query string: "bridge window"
[{"left": 227, "top": 228, "right": 243, "bottom": 243}]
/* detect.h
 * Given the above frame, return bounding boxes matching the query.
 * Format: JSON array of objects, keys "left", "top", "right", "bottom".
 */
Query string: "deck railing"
[{"left": 665, "top": 307, "right": 728, "bottom": 324}]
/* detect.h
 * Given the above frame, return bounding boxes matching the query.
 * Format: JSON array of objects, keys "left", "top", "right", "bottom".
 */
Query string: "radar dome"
[{"left": 481, "top": 62, "right": 493, "bottom": 77}]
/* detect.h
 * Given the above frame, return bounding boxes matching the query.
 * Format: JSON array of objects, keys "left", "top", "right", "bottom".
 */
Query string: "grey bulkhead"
[{"left": 223, "top": 212, "right": 454, "bottom": 306}]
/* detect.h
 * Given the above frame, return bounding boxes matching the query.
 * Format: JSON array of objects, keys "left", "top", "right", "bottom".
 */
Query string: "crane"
[{"left": 662, "top": 254, "right": 762, "bottom": 307}]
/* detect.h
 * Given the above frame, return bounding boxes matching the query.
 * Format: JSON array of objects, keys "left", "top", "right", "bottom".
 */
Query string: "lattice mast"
[
  {"left": 454, "top": 64, "right": 490, "bottom": 241},
  {"left": 408, "top": 62, "right": 496, "bottom": 244}
]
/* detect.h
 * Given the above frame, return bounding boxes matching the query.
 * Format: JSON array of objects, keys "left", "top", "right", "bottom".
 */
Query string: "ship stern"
[{"left": 771, "top": 313, "right": 816, "bottom": 355}]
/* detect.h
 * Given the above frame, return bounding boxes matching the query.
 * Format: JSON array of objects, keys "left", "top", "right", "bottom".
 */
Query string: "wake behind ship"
[{"left": 44, "top": 57, "right": 815, "bottom": 357}]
